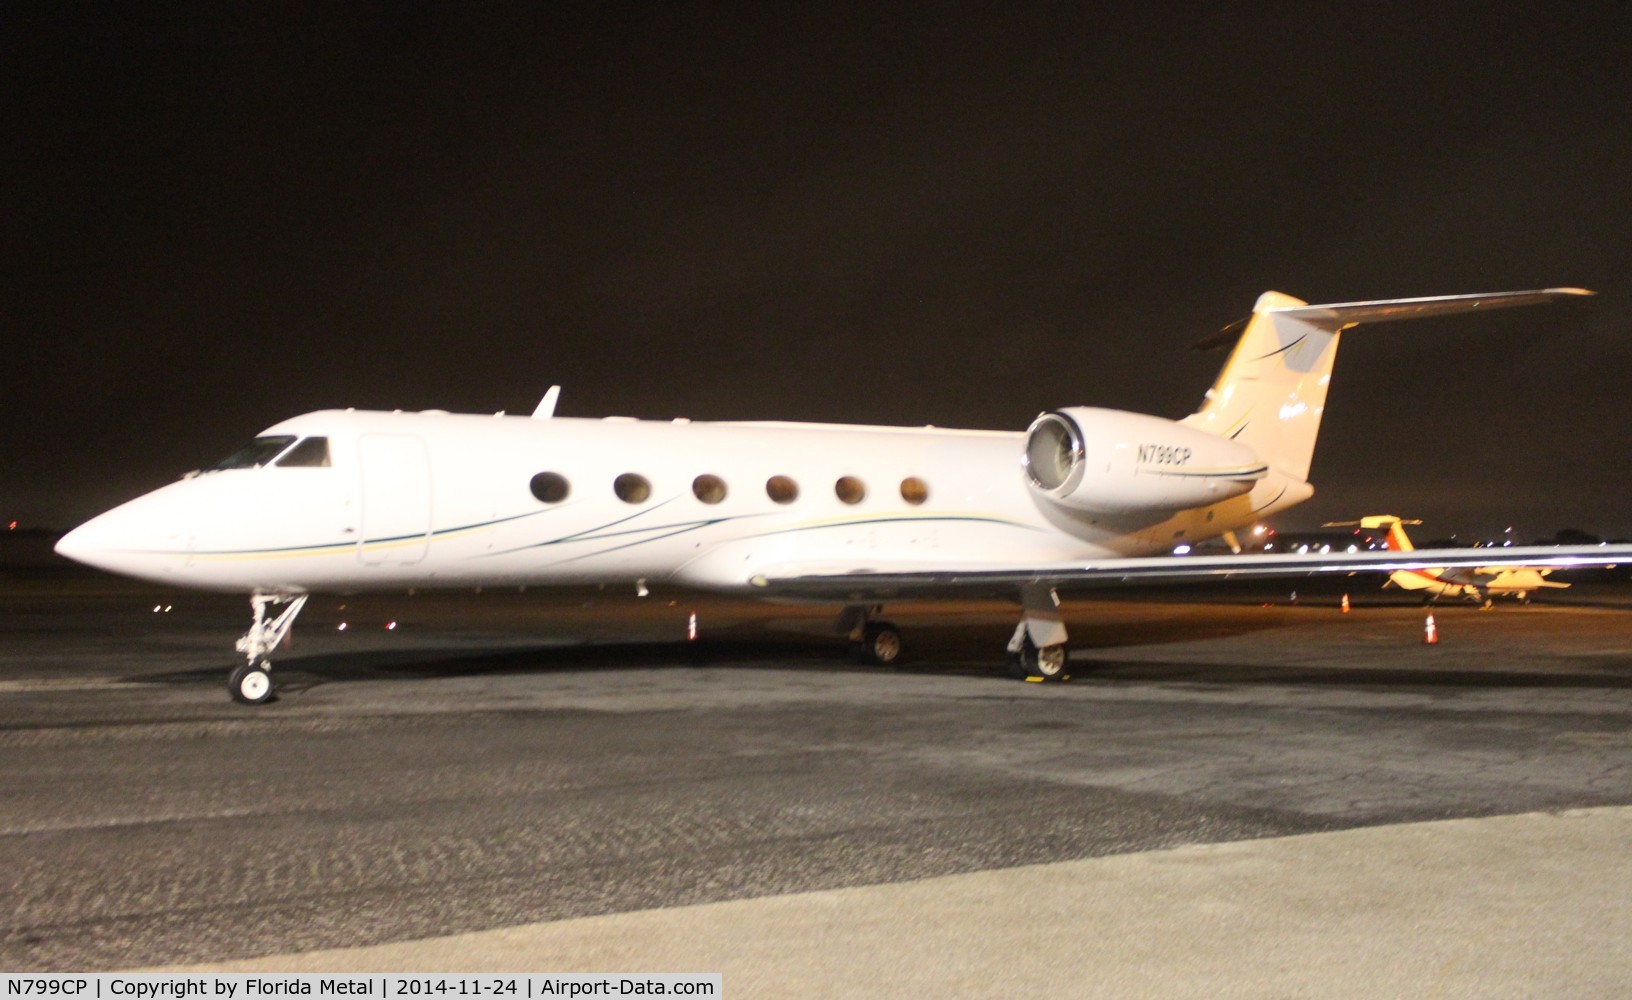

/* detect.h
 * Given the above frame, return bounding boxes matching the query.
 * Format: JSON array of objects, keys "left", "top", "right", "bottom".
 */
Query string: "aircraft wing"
[{"left": 747, "top": 544, "right": 1632, "bottom": 600}]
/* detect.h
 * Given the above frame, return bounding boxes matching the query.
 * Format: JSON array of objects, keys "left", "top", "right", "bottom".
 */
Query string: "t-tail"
[
  {"left": 1326, "top": 514, "right": 1421, "bottom": 552},
  {"left": 1181, "top": 288, "right": 1593, "bottom": 486}
]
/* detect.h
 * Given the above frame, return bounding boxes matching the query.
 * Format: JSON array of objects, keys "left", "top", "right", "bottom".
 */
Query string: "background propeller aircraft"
[{"left": 1327, "top": 515, "right": 1575, "bottom": 607}]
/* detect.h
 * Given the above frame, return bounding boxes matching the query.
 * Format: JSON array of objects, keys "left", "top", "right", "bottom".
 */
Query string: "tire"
[
  {"left": 1008, "top": 633, "right": 1069, "bottom": 681},
  {"left": 856, "top": 622, "right": 904, "bottom": 665},
  {"left": 228, "top": 663, "right": 276, "bottom": 704}
]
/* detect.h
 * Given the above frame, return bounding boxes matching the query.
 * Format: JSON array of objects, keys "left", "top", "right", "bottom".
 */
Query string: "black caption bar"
[{"left": 0, "top": 975, "right": 721, "bottom": 1000}]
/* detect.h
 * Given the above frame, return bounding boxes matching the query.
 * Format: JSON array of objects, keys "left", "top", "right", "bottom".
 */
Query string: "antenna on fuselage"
[{"left": 532, "top": 385, "right": 562, "bottom": 419}]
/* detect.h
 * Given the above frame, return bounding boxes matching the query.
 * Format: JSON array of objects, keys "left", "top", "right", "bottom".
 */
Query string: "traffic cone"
[
  {"left": 1341, "top": 593, "right": 1351, "bottom": 614},
  {"left": 1423, "top": 613, "right": 1439, "bottom": 645}
]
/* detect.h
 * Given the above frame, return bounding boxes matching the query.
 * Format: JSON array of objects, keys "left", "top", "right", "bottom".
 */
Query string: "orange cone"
[
  {"left": 1341, "top": 593, "right": 1351, "bottom": 614},
  {"left": 1423, "top": 613, "right": 1439, "bottom": 645}
]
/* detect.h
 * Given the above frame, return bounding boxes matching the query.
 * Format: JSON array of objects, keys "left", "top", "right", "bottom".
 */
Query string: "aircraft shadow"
[
  {"left": 125, "top": 608, "right": 1632, "bottom": 693},
  {"left": 128, "top": 638, "right": 934, "bottom": 691}
]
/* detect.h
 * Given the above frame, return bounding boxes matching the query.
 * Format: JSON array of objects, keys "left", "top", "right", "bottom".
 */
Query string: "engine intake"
[{"left": 1022, "top": 407, "right": 1267, "bottom": 517}]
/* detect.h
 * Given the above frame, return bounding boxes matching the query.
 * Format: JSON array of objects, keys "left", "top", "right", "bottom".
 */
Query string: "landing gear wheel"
[
  {"left": 229, "top": 663, "right": 276, "bottom": 705},
  {"left": 854, "top": 622, "right": 904, "bottom": 665},
  {"left": 1008, "top": 634, "right": 1069, "bottom": 681}
]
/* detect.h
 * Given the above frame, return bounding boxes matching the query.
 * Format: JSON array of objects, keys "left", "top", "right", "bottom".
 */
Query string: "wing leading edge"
[{"left": 747, "top": 544, "right": 1632, "bottom": 600}]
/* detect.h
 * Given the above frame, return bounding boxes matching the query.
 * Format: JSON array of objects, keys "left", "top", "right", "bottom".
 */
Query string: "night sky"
[{"left": 7, "top": 5, "right": 1631, "bottom": 538}]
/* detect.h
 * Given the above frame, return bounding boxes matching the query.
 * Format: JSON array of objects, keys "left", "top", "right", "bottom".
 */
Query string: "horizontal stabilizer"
[
  {"left": 1193, "top": 288, "right": 1593, "bottom": 350},
  {"left": 1269, "top": 287, "right": 1594, "bottom": 330},
  {"left": 1323, "top": 516, "right": 1422, "bottom": 529}
]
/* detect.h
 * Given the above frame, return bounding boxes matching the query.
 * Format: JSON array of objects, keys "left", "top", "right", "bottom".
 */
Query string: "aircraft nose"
[
  {"left": 53, "top": 522, "right": 91, "bottom": 563},
  {"left": 54, "top": 497, "right": 189, "bottom": 583},
  {"left": 55, "top": 512, "right": 132, "bottom": 573}
]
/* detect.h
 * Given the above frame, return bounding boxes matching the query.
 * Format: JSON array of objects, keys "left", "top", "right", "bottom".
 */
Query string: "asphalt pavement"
[{"left": 4, "top": 575, "right": 1631, "bottom": 994}]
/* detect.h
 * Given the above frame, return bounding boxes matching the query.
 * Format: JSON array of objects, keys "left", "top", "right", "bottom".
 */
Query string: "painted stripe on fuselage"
[{"left": 120, "top": 507, "right": 563, "bottom": 561}]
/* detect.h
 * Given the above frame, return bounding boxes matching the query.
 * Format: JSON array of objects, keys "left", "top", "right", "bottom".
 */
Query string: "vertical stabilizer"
[
  {"left": 1181, "top": 291, "right": 1337, "bottom": 483},
  {"left": 1325, "top": 515, "right": 1422, "bottom": 552},
  {"left": 1378, "top": 516, "right": 1417, "bottom": 553},
  {"left": 1181, "top": 288, "right": 1592, "bottom": 484}
]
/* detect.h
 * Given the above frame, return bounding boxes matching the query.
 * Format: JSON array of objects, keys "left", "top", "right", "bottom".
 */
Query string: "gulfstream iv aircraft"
[{"left": 56, "top": 288, "right": 1629, "bottom": 703}]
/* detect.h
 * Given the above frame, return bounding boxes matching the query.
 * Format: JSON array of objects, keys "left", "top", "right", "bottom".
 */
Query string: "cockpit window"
[
  {"left": 211, "top": 435, "right": 297, "bottom": 470},
  {"left": 276, "top": 436, "right": 331, "bottom": 467}
]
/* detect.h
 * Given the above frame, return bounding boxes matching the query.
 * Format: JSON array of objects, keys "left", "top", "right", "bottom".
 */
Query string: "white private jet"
[
  {"left": 56, "top": 287, "right": 1630, "bottom": 703},
  {"left": 1327, "top": 515, "right": 1574, "bottom": 606}
]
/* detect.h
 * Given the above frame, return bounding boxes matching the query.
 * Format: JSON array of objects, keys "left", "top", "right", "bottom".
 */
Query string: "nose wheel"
[
  {"left": 228, "top": 663, "right": 275, "bottom": 704},
  {"left": 229, "top": 592, "right": 307, "bottom": 705}
]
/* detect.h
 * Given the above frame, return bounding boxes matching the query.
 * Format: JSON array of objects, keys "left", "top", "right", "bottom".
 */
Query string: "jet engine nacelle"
[{"left": 1022, "top": 407, "right": 1267, "bottom": 517}]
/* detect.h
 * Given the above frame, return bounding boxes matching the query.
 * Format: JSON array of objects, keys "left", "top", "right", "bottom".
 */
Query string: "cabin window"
[
  {"left": 276, "top": 437, "right": 331, "bottom": 467},
  {"left": 614, "top": 473, "right": 652, "bottom": 504},
  {"left": 900, "top": 477, "right": 929, "bottom": 505},
  {"left": 766, "top": 475, "right": 799, "bottom": 505},
  {"left": 835, "top": 476, "right": 866, "bottom": 505},
  {"left": 211, "top": 435, "right": 296, "bottom": 471},
  {"left": 692, "top": 474, "right": 727, "bottom": 504},
  {"left": 530, "top": 472, "right": 570, "bottom": 504}
]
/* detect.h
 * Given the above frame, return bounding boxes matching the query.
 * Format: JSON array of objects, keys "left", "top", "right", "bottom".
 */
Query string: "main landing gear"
[
  {"left": 229, "top": 592, "right": 308, "bottom": 704},
  {"left": 839, "top": 605, "right": 905, "bottom": 665},
  {"left": 1006, "top": 584, "right": 1070, "bottom": 682},
  {"left": 839, "top": 586, "right": 1073, "bottom": 681}
]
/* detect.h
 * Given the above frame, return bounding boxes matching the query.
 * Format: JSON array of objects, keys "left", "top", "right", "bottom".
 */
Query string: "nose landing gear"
[{"left": 229, "top": 592, "right": 308, "bottom": 704}]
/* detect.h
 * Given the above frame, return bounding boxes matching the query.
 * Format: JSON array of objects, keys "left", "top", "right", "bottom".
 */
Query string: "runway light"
[
  {"left": 337, "top": 622, "right": 348, "bottom": 631},
  {"left": 386, "top": 621, "right": 397, "bottom": 630}
]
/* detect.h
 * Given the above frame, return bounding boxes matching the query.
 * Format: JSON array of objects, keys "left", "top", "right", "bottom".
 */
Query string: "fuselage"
[
  {"left": 55, "top": 408, "right": 1305, "bottom": 595},
  {"left": 1388, "top": 566, "right": 1562, "bottom": 600}
]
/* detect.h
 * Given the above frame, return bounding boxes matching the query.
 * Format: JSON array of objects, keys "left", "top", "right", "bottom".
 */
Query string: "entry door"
[{"left": 357, "top": 434, "right": 431, "bottom": 564}]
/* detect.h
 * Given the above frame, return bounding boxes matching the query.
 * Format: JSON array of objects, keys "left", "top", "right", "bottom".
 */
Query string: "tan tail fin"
[{"left": 1182, "top": 288, "right": 1591, "bottom": 483}]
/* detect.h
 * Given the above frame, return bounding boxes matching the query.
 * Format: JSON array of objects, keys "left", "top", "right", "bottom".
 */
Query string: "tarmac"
[
  {"left": 4, "top": 571, "right": 1631, "bottom": 993},
  {"left": 161, "top": 806, "right": 1632, "bottom": 998}
]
